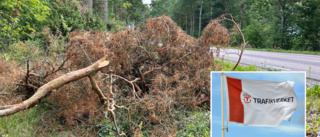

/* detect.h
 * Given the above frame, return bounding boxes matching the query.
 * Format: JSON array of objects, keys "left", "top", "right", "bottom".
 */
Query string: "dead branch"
[
  {"left": 0, "top": 92, "right": 9, "bottom": 95},
  {"left": 43, "top": 56, "right": 70, "bottom": 79},
  {"left": 15, "top": 83, "right": 38, "bottom": 90},
  {"left": 196, "top": 97, "right": 210, "bottom": 106},
  {"left": 23, "top": 58, "right": 36, "bottom": 89},
  {"left": 89, "top": 75, "right": 108, "bottom": 104},
  {"left": 0, "top": 56, "right": 109, "bottom": 117},
  {"left": 105, "top": 74, "right": 129, "bottom": 136},
  {"left": 110, "top": 74, "right": 140, "bottom": 99},
  {"left": 0, "top": 105, "right": 15, "bottom": 110},
  {"left": 223, "top": 14, "right": 247, "bottom": 71},
  {"left": 17, "top": 56, "right": 70, "bottom": 91}
]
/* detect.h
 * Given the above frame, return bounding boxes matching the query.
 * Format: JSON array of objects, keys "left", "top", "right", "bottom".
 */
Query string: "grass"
[
  {"left": 215, "top": 59, "right": 259, "bottom": 71},
  {"left": 307, "top": 85, "right": 320, "bottom": 97},
  {"left": 176, "top": 111, "right": 210, "bottom": 137},
  {"left": 0, "top": 101, "right": 61, "bottom": 137},
  {"left": 306, "top": 85, "right": 320, "bottom": 134},
  {"left": 216, "top": 58, "right": 283, "bottom": 71},
  {"left": 0, "top": 105, "right": 47, "bottom": 137},
  {"left": 230, "top": 47, "right": 320, "bottom": 55}
]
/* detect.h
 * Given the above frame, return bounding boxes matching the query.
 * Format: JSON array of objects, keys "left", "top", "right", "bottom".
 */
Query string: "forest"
[
  {"left": 1, "top": 0, "right": 320, "bottom": 52},
  {"left": 149, "top": 0, "right": 320, "bottom": 51},
  {"left": 0, "top": 0, "right": 319, "bottom": 136}
]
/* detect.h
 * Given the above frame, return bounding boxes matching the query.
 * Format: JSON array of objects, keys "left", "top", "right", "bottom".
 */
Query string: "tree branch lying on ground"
[{"left": 0, "top": 56, "right": 109, "bottom": 117}]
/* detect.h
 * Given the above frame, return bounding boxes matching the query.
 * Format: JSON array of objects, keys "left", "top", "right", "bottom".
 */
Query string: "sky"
[
  {"left": 211, "top": 72, "right": 306, "bottom": 137},
  {"left": 142, "top": 0, "right": 152, "bottom": 4}
]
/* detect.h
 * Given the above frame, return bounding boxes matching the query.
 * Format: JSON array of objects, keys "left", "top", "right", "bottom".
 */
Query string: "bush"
[
  {"left": 3, "top": 40, "right": 41, "bottom": 62},
  {"left": 176, "top": 111, "right": 210, "bottom": 137},
  {"left": 307, "top": 85, "right": 320, "bottom": 97},
  {"left": 45, "top": 0, "right": 106, "bottom": 37}
]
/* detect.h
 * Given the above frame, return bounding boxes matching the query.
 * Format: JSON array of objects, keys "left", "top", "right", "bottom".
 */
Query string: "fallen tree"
[
  {"left": 0, "top": 56, "right": 109, "bottom": 117},
  {"left": 0, "top": 15, "right": 246, "bottom": 136}
]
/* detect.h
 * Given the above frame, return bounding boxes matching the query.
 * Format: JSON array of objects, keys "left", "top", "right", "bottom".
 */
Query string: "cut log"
[{"left": 0, "top": 56, "right": 109, "bottom": 117}]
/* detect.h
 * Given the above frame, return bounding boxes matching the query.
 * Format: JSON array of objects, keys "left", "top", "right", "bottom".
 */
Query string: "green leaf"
[{"left": 139, "top": 121, "right": 143, "bottom": 130}]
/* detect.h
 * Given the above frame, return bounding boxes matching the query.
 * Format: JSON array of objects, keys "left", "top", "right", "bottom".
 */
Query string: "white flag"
[{"left": 224, "top": 74, "right": 298, "bottom": 127}]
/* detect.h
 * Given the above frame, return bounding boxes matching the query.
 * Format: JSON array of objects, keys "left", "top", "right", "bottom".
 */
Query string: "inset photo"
[{"left": 211, "top": 72, "right": 305, "bottom": 137}]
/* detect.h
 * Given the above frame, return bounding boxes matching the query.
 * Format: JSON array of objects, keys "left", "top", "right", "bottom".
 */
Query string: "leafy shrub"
[
  {"left": 45, "top": 0, "right": 106, "bottom": 37},
  {"left": 97, "top": 120, "right": 123, "bottom": 137},
  {"left": 306, "top": 85, "right": 320, "bottom": 136},
  {"left": 307, "top": 85, "right": 320, "bottom": 97},
  {"left": 0, "top": 0, "right": 50, "bottom": 47},
  {"left": 176, "top": 112, "right": 210, "bottom": 137},
  {"left": 3, "top": 40, "right": 41, "bottom": 61}
]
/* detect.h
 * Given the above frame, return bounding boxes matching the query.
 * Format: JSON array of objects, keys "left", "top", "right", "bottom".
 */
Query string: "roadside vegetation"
[
  {"left": 231, "top": 47, "right": 320, "bottom": 56},
  {"left": 215, "top": 59, "right": 259, "bottom": 71},
  {"left": 306, "top": 85, "right": 320, "bottom": 137}
]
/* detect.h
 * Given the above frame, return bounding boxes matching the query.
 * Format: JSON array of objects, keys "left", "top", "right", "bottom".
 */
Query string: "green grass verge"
[
  {"left": 176, "top": 111, "right": 210, "bottom": 137},
  {"left": 0, "top": 104, "right": 57, "bottom": 137},
  {"left": 0, "top": 106, "right": 43, "bottom": 137},
  {"left": 230, "top": 47, "right": 320, "bottom": 55},
  {"left": 215, "top": 59, "right": 259, "bottom": 71},
  {"left": 306, "top": 85, "right": 320, "bottom": 133}
]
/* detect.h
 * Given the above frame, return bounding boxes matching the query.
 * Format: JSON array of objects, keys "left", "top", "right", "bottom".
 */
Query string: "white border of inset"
[{"left": 210, "top": 71, "right": 306, "bottom": 137}]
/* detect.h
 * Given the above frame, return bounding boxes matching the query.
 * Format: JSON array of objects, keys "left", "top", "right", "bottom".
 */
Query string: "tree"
[
  {"left": 238, "top": 1, "right": 245, "bottom": 46},
  {"left": 198, "top": 0, "right": 203, "bottom": 37},
  {"left": 294, "top": 0, "right": 320, "bottom": 51},
  {"left": 150, "top": 0, "right": 170, "bottom": 17},
  {"left": 104, "top": 0, "right": 108, "bottom": 23},
  {"left": 86, "top": 0, "right": 93, "bottom": 11},
  {"left": 0, "top": 0, "right": 50, "bottom": 52}
]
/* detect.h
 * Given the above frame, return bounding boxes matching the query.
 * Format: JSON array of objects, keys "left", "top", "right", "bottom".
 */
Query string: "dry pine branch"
[{"left": 0, "top": 56, "right": 109, "bottom": 117}]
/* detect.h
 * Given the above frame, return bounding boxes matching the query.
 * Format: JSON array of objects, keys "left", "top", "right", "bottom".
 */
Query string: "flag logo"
[
  {"left": 224, "top": 75, "right": 298, "bottom": 126},
  {"left": 242, "top": 92, "right": 251, "bottom": 104}
]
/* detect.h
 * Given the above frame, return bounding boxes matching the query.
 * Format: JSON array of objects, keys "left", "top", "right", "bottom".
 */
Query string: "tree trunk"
[
  {"left": 0, "top": 56, "right": 110, "bottom": 117},
  {"left": 190, "top": 13, "right": 192, "bottom": 36},
  {"left": 192, "top": 10, "right": 195, "bottom": 36},
  {"left": 198, "top": 0, "right": 203, "bottom": 37},
  {"left": 112, "top": 1, "right": 114, "bottom": 14},
  {"left": 119, "top": 1, "right": 123, "bottom": 21},
  {"left": 120, "top": 7, "right": 122, "bottom": 21},
  {"left": 210, "top": 1, "right": 213, "bottom": 20},
  {"left": 0, "top": 22, "right": 5, "bottom": 53},
  {"left": 186, "top": 14, "right": 188, "bottom": 34},
  {"left": 224, "top": 0, "right": 229, "bottom": 14},
  {"left": 277, "top": 0, "right": 286, "bottom": 49},
  {"left": 280, "top": 0, "right": 286, "bottom": 49},
  {"left": 238, "top": 3, "right": 244, "bottom": 46},
  {"left": 87, "top": 0, "right": 93, "bottom": 11},
  {"left": 104, "top": 0, "right": 109, "bottom": 23}
]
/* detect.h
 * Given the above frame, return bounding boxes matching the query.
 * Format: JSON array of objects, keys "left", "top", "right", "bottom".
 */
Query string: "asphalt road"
[{"left": 212, "top": 48, "right": 320, "bottom": 81}]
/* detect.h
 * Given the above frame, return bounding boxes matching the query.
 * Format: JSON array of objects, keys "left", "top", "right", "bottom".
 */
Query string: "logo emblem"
[{"left": 243, "top": 92, "right": 251, "bottom": 104}]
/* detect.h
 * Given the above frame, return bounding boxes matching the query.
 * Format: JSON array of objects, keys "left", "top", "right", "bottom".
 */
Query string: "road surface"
[{"left": 212, "top": 48, "right": 320, "bottom": 85}]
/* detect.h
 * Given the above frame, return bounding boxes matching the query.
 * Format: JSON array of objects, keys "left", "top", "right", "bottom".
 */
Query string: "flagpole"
[{"left": 221, "top": 72, "right": 225, "bottom": 137}]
